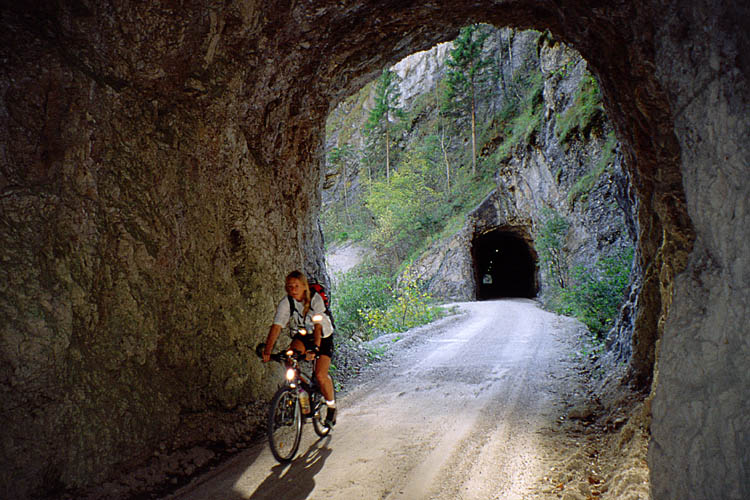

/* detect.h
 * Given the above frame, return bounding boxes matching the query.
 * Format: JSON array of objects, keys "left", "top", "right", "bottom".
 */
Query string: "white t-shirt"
[{"left": 272, "top": 293, "right": 334, "bottom": 338}]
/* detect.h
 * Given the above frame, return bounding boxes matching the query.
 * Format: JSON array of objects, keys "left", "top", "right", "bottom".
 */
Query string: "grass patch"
[
  {"left": 555, "top": 73, "right": 605, "bottom": 147},
  {"left": 566, "top": 131, "right": 618, "bottom": 206}
]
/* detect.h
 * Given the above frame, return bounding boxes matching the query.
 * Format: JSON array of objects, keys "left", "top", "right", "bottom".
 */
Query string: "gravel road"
[{"left": 166, "top": 299, "right": 609, "bottom": 500}]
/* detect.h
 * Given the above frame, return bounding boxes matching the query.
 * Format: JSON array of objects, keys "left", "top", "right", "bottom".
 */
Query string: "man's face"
[{"left": 286, "top": 278, "right": 305, "bottom": 301}]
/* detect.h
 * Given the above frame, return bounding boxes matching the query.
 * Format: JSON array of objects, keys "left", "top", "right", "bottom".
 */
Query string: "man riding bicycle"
[{"left": 262, "top": 270, "right": 336, "bottom": 426}]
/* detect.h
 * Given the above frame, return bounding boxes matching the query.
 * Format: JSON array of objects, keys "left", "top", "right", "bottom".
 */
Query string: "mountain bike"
[{"left": 256, "top": 342, "right": 336, "bottom": 463}]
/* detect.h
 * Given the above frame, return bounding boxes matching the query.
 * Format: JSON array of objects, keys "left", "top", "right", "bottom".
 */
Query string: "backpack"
[{"left": 287, "top": 282, "right": 336, "bottom": 331}]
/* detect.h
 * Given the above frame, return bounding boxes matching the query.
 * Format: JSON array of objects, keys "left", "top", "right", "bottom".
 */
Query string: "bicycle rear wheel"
[
  {"left": 312, "top": 376, "right": 337, "bottom": 437},
  {"left": 267, "top": 386, "right": 302, "bottom": 462}
]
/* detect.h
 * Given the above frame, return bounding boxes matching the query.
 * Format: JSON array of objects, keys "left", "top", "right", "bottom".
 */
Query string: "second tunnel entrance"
[{"left": 472, "top": 228, "right": 538, "bottom": 300}]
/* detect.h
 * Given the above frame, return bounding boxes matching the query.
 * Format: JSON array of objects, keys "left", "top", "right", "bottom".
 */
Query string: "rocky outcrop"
[
  {"left": 413, "top": 34, "right": 635, "bottom": 302},
  {"left": 393, "top": 42, "right": 452, "bottom": 110},
  {"left": 1, "top": 1, "right": 747, "bottom": 499}
]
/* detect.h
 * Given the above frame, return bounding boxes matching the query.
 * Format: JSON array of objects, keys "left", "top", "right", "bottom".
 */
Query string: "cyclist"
[{"left": 262, "top": 270, "right": 337, "bottom": 426}]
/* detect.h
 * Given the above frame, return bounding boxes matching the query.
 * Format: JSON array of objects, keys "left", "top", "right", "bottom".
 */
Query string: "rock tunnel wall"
[
  {"left": 0, "top": 2, "right": 331, "bottom": 495},
  {"left": 0, "top": 1, "right": 747, "bottom": 498}
]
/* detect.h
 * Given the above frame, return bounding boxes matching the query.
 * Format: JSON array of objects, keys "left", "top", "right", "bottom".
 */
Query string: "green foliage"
[
  {"left": 326, "top": 83, "right": 374, "bottom": 144},
  {"left": 323, "top": 26, "right": 546, "bottom": 263},
  {"left": 551, "top": 59, "right": 578, "bottom": 80},
  {"left": 328, "top": 144, "right": 354, "bottom": 165},
  {"left": 536, "top": 206, "right": 632, "bottom": 339},
  {"left": 331, "top": 267, "right": 443, "bottom": 341},
  {"left": 443, "top": 24, "right": 493, "bottom": 174},
  {"left": 322, "top": 26, "right": 628, "bottom": 352},
  {"left": 555, "top": 73, "right": 605, "bottom": 147},
  {"left": 535, "top": 207, "right": 570, "bottom": 288},
  {"left": 557, "top": 247, "right": 634, "bottom": 338},
  {"left": 481, "top": 60, "right": 545, "bottom": 165},
  {"left": 360, "top": 267, "right": 443, "bottom": 338},
  {"left": 444, "top": 25, "right": 492, "bottom": 108},
  {"left": 365, "top": 69, "right": 403, "bottom": 133},
  {"left": 364, "top": 69, "right": 404, "bottom": 180},
  {"left": 331, "top": 270, "right": 393, "bottom": 338},
  {"left": 567, "top": 131, "right": 618, "bottom": 206},
  {"left": 366, "top": 345, "right": 387, "bottom": 361},
  {"left": 321, "top": 199, "right": 372, "bottom": 244},
  {"left": 505, "top": 70, "right": 545, "bottom": 146},
  {"left": 365, "top": 149, "right": 448, "bottom": 264},
  {"left": 597, "top": 131, "right": 618, "bottom": 170}
]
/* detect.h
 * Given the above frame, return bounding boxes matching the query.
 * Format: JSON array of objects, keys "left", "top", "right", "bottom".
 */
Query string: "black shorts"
[{"left": 292, "top": 333, "right": 334, "bottom": 358}]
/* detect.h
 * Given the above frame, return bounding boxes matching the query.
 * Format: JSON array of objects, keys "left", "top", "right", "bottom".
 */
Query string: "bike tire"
[
  {"left": 312, "top": 375, "right": 337, "bottom": 437},
  {"left": 267, "top": 386, "right": 302, "bottom": 462}
]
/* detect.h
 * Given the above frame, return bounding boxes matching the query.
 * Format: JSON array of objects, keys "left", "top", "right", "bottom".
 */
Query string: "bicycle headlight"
[
  {"left": 298, "top": 328, "right": 307, "bottom": 336},
  {"left": 286, "top": 368, "right": 295, "bottom": 381}
]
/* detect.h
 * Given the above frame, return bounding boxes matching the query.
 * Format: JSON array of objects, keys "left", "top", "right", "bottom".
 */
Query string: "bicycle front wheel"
[{"left": 267, "top": 386, "right": 302, "bottom": 462}]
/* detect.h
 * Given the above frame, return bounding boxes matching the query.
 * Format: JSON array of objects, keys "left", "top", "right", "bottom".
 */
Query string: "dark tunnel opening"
[{"left": 472, "top": 229, "right": 538, "bottom": 300}]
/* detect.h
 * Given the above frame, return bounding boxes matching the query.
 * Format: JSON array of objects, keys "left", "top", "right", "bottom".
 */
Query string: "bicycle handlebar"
[{"left": 255, "top": 343, "right": 314, "bottom": 363}]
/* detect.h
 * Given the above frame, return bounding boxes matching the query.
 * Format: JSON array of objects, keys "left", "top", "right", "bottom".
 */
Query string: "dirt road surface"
[{"left": 166, "top": 299, "right": 643, "bottom": 500}]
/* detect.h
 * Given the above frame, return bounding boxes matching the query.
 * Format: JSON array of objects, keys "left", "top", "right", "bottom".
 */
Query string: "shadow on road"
[{"left": 244, "top": 437, "right": 333, "bottom": 500}]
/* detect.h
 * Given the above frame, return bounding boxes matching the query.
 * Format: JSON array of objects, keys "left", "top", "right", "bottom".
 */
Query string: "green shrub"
[
  {"left": 331, "top": 270, "right": 393, "bottom": 338},
  {"left": 360, "top": 267, "right": 443, "bottom": 339},
  {"left": 559, "top": 247, "right": 634, "bottom": 338},
  {"left": 535, "top": 207, "right": 570, "bottom": 288},
  {"left": 486, "top": 67, "right": 545, "bottom": 163},
  {"left": 555, "top": 73, "right": 605, "bottom": 147}
]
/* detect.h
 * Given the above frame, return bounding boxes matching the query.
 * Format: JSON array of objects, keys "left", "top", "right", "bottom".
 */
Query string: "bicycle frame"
[
  {"left": 257, "top": 342, "right": 334, "bottom": 462},
  {"left": 282, "top": 352, "right": 318, "bottom": 395}
]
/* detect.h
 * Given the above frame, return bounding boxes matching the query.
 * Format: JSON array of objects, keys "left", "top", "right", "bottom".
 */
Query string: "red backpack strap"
[{"left": 310, "top": 283, "right": 326, "bottom": 303}]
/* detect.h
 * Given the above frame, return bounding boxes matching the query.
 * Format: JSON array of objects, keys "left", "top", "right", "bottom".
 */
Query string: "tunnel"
[
  {"left": 1, "top": 2, "right": 747, "bottom": 499},
  {"left": 472, "top": 228, "right": 537, "bottom": 300}
]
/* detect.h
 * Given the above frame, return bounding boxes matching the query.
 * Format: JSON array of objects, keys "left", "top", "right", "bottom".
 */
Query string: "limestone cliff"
[{"left": 324, "top": 30, "right": 638, "bottom": 364}]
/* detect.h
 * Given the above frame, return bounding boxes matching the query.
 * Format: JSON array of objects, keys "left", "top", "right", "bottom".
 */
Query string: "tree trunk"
[
  {"left": 471, "top": 81, "right": 477, "bottom": 176},
  {"left": 343, "top": 161, "right": 352, "bottom": 225},
  {"left": 435, "top": 85, "right": 451, "bottom": 193},
  {"left": 442, "top": 129, "right": 451, "bottom": 193},
  {"left": 385, "top": 118, "right": 391, "bottom": 181}
]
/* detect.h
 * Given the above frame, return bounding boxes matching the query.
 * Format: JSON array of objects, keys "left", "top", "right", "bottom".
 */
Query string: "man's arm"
[
  {"left": 313, "top": 322, "right": 322, "bottom": 350},
  {"left": 263, "top": 324, "right": 282, "bottom": 362}
]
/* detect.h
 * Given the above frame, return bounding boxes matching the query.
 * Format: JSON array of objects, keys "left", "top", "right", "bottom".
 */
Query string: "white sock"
[{"left": 326, "top": 400, "right": 336, "bottom": 408}]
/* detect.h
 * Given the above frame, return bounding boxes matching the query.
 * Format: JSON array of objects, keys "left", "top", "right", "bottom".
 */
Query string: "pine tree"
[
  {"left": 444, "top": 25, "right": 492, "bottom": 175},
  {"left": 364, "top": 69, "right": 403, "bottom": 181}
]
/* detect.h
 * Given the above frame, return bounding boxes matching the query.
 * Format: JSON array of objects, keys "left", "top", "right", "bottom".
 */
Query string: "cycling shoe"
[{"left": 324, "top": 407, "right": 336, "bottom": 427}]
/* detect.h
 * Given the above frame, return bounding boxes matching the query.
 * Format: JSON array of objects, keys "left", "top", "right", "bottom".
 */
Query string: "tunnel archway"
[
  {"left": 472, "top": 228, "right": 538, "bottom": 300},
  {"left": 3, "top": 2, "right": 746, "bottom": 499}
]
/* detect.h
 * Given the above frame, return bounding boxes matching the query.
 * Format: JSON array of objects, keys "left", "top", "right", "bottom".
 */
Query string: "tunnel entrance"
[{"left": 472, "top": 228, "right": 537, "bottom": 300}]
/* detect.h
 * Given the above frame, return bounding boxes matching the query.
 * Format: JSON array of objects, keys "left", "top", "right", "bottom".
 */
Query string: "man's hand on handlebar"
[
  {"left": 256, "top": 342, "right": 318, "bottom": 362},
  {"left": 256, "top": 342, "right": 272, "bottom": 363}
]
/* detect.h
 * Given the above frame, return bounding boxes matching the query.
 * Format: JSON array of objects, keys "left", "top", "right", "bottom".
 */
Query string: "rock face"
[
  {"left": 0, "top": 1, "right": 747, "bottom": 499},
  {"left": 412, "top": 36, "right": 633, "bottom": 284},
  {"left": 407, "top": 32, "right": 639, "bottom": 369},
  {"left": 393, "top": 42, "right": 452, "bottom": 109}
]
